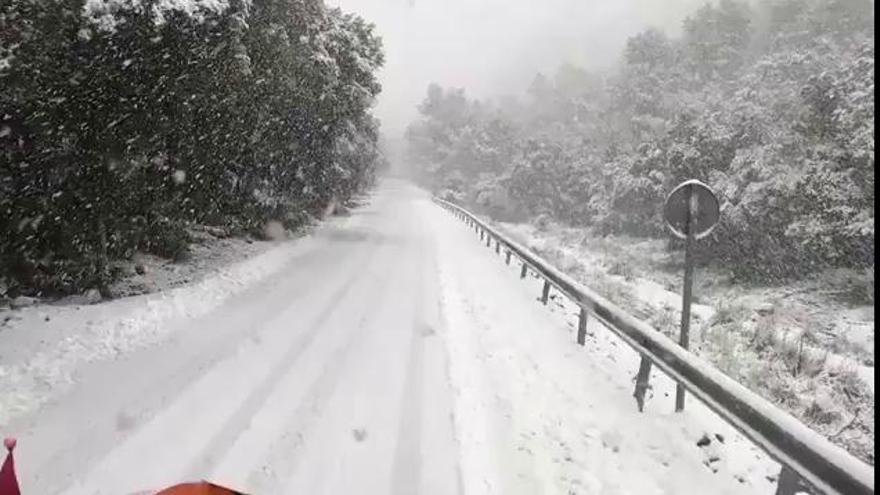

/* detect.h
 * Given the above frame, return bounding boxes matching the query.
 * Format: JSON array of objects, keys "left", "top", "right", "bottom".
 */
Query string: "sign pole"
[{"left": 675, "top": 185, "right": 696, "bottom": 412}]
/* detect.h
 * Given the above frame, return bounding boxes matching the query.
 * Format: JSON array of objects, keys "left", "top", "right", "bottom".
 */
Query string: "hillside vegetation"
[
  {"left": 406, "top": 0, "right": 874, "bottom": 284},
  {"left": 1, "top": 0, "right": 385, "bottom": 297}
]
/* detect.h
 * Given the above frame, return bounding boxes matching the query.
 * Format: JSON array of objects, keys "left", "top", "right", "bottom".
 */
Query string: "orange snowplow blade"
[{"left": 156, "top": 482, "right": 247, "bottom": 494}]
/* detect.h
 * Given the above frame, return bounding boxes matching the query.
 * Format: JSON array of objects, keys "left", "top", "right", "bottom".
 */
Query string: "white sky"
[{"left": 329, "top": 0, "right": 707, "bottom": 138}]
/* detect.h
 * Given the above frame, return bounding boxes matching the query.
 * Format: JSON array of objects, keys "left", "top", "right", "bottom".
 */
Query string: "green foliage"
[
  {"left": 406, "top": 0, "right": 873, "bottom": 283},
  {"left": 1, "top": 0, "right": 384, "bottom": 296},
  {"left": 141, "top": 217, "right": 193, "bottom": 261}
]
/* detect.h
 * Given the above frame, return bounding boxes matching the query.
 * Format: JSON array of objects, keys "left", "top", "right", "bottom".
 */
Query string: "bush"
[
  {"left": 141, "top": 219, "right": 192, "bottom": 261},
  {"left": 709, "top": 300, "right": 750, "bottom": 326},
  {"left": 534, "top": 213, "right": 554, "bottom": 232},
  {"left": 0, "top": 0, "right": 385, "bottom": 295}
]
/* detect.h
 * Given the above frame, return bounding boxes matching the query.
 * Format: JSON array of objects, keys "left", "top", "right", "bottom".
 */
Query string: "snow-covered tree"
[
  {"left": 0, "top": 0, "right": 385, "bottom": 296},
  {"left": 406, "top": 0, "right": 873, "bottom": 282}
]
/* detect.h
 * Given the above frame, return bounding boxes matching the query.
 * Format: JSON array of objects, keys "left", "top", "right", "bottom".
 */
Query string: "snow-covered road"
[{"left": 2, "top": 179, "right": 780, "bottom": 494}]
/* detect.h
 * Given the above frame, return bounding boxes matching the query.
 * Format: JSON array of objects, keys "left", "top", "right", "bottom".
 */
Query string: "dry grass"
[
  {"left": 606, "top": 257, "right": 637, "bottom": 282},
  {"left": 709, "top": 299, "right": 750, "bottom": 327},
  {"left": 698, "top": 303, "right": 875, "bottom": 465},
  {"left": 647, "top": 303, "right": 679, "bottom": 340},
  {"left": 530, "top": 243, "right": 639, "bottom": 311},
  {"left": 827, "top": 332, "right": 875, "bottom": 367},
  {"left": 589, "top": 270, "right": 639, "bottom": 310}
]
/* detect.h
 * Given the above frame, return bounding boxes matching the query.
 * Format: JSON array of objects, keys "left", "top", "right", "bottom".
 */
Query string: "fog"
[{"left": 329, "top": 0, "right": 709, "bottom": 138}]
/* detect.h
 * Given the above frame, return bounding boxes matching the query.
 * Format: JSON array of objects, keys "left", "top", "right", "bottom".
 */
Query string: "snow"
[
  {"left": 0, "top": 214, "right": 358, "bottom": 430},
  {"left": 630, "top": 276, "right": 716, "bottom": 322},
  {"left": 430, "top": 203, "right": 781, "bottom": 494},
  {"left": 498, "top": 220, "right": 875, "bottom": 406},
  {"left": 82, "top": 0, "right": 229, "bottom": 31},
  {"left": 0, "top": 181, "right": 811, "bottom": 494}
]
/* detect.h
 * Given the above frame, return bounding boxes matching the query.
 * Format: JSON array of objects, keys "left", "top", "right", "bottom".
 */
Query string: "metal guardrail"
[{"left": 434, "top": 198, "right": 875, "bottom": 495}]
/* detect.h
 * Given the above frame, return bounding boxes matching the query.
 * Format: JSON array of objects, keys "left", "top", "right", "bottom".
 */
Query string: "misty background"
[{"left": 329, "top": 0, "right": 709, "bottom": 144}]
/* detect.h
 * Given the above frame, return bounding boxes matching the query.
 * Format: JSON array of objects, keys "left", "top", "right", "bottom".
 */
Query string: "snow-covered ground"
[
  {"left": 0, "top": 214, "right": 357, "bottom": 428},
  {"left": 434, "top": 213, "right": 781, "bottom": 494},
  {"left": 493, "top": 219, "right": 875, "bottom": 466},
  {"left": 0, "top": 179, "right": 797, "bottom": 494}
]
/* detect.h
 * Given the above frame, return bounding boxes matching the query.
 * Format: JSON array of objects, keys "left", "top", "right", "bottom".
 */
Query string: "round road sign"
[{"left": 663, "top": 179, "right": 720, "bottom": 240}]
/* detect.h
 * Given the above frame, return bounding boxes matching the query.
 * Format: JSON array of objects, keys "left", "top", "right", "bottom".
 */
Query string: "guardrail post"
[
  {"left": 675, "top": 220, "right": 696, "bottom": 412},
  {"left": 776, "top": 465, "right": 809, "bottom": 495},
  {"left": 505, "top": 250, "right": 512, "bottom": 265},
  {"left": 520, "top": 263, "right": 528, "bottom": 279},
  {"left": 633, "top": 356, "right": 653, "bottom": 412},
  {"left": 577, "top": 308, "right": 589, "bottom": 345},
  {"left": 480, "top": 230, "right": 484, "bottom": 241},
  {"left": 495, "top": 240, "right": 500, "bottom": 254},
  {"left": 486, "top": 234, "right": 491, "bottom": 247},
  {"left": 540, "top": 280, "right": 551, "bottom": 305}
]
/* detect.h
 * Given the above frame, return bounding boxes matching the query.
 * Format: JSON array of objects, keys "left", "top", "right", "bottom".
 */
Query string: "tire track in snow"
[
  {"left": 52, "top": 201, "right": 394, "bottom": 495},
  {"left": 389, "top": 269, "right": 427, "bottom": 495},
  {"left": 184, "top": 235, "right": 384, "bottom": 479},
  {"left": 14, "top": 227, "right": 374, "bottom": 494},
  {"left": 232, "top": 198, "right": 427, "bottom": 493},
  {"left": 58, "top": 246, "right": 380, "bottom": 495},
  {"left": 222, "top": 238, "right": 399, "bottom": 491}
]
